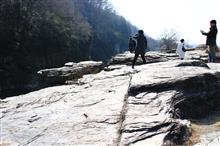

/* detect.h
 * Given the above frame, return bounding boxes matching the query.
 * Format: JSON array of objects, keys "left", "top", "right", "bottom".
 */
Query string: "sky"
[{"left": 110, "top": 0, "right": 220, "bottom": 45}]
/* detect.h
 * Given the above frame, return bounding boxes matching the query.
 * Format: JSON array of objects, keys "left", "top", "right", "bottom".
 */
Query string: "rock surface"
[
  {"left": 108, "top": 49, "right": 209, "bottom": 65},
  {"left": 185, "top": 48, "right": 208, "bottom": 62},
  {"left": 108, "top": 51, "right": 179, "bottom": 65},
  {"left": 37, "top": 61, "right": 104, "bottom": 87},
  {"left": 2, "top": 50, "right": 220, "bottom": 146}
]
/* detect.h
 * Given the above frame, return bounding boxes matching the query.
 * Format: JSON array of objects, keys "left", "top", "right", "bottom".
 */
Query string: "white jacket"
[{"left": 176, "top": 42, "right": 186, "bottom": 59}]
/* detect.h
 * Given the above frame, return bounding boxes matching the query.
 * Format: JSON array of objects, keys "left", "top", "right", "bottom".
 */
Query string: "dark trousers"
[
  {"left": 132, "top": 53, "right": 146, "bottom": 68},
  {"left": 208, "top": 51, "right": 216, "bottom": 62},
  {"left": 208, "top": 45, "right": 217, "bottom": 62}
]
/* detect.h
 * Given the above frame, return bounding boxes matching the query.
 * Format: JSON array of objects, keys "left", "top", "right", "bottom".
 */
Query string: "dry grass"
[
  {"left": 185, "top": 124, "right": 201, "bottom": 146},
  {"left": 186, "top": 119, "right": 220, "bottom": 146}
]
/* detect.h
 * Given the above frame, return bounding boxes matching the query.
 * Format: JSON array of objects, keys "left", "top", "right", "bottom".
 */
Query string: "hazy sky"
[{"left": 110, "top": 0, "right": 220, "bottom": 45}]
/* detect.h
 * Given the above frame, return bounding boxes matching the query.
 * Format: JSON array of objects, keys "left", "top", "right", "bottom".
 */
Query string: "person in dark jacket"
[
  {"left": 201, "top": 19, "right": 218, "bottom": 62},
  {"left": 128, "top": 36, "right": 136, "bottom": 53},
  {"left": 132, "top": 30, "right": 147, "bottom": 68}
]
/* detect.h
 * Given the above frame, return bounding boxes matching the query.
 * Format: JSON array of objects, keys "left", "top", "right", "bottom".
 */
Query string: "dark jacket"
[
  {"left": 134, "top": 34, "right": 147, "bottom": 54},
  {"left": 202, "top": 25, "right": 218, "bottom": 46},
  {"left": 128, "top": 37, "right": 136, "bottom": 52}
]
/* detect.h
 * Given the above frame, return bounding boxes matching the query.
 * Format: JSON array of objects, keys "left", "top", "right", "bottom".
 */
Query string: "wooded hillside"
[{"left": 0, "top": 0, "right": 158, "bottom": 97}]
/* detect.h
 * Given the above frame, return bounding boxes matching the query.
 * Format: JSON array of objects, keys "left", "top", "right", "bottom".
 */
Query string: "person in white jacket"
[{"left": 176, "top": 39, "right": 186, "bottom": 60}]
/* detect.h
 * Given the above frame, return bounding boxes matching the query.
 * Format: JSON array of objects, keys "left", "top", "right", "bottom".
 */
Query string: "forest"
[{"left": 0, "top": 0, "right": 158, "bottom": 97}]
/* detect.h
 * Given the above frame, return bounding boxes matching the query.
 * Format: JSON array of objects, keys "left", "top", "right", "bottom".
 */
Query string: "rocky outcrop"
[
  {"left": 1, "top": 65, "right": 133, "bottom": 146},
  {"left": 37, "top": 61, "right": 104, "bottom": 87},
  {"left": 0, "top": 49, "right": 210, "bottom": 98},
  {"left": 108, "top": 51, "right": 179, "bottom": 65},
  {"left": 185, "top": 48, "right": 208, "bottom": 62},
  {"left": 2, "top": 53, "right": 220, "bottom": 146},
  {"left": 36, "top": 51, "right": 180, "bottom": 87},
  {"left": 120, "top": 60, "right": 220, "bottom": 145},
  {"left": 108, "top": 49, "right": 210, "bottom": 66}
]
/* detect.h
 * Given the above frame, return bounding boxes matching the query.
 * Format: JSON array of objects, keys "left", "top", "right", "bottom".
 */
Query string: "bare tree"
[{"left": 159, "top": 29, "right": 179, "bottom": 53}]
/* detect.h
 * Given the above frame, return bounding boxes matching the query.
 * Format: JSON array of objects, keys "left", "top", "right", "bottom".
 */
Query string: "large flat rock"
[
  {"left": 2, "top": 59, "right": 220, "bottom": 145},
  {"left": 119, "top": 60, "right": 220, "bottom": 145},
  {"left": 37, "top": 61, "right": 104, "bottom": 87},
  {"left": 1, "top": 68, "right": 133, "bottom": 145}
]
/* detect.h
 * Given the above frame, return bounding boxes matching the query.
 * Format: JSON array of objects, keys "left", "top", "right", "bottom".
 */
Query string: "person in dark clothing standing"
[
  {"left": 132, "top": 30, "right": 147, "bottom": 69},
  {"left": 128, "top": 36, "right": 136, "bottom": 53},
  {"left": 201, "top": 20, "right": 218, "bottom": 62}
]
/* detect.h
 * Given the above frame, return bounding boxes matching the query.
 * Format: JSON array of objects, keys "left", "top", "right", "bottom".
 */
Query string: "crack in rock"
[
  {"left": 75, "top": 98, "right": 105, "bottom": 107},
  {"left": 24, "top": 127, "right": 48, "bottom": 145}
]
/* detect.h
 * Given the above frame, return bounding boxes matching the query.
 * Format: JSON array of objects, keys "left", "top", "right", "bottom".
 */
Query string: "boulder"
[{"left": 37, "top": 61, "right": 104, "bottom": 87}]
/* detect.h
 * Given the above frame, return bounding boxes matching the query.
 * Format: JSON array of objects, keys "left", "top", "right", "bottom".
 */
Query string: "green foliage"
[
  {"left": 0, "top": 0, "right": 92, "bottom": 67},
  {"left": 0, "top": 0, "right": 136, "bottom": 97},
  {"left": 0, "top": 0, "right": 136, "bottom": 65},
  {"left": 74, "top": 0, "right": 136, "bottom": 61}
]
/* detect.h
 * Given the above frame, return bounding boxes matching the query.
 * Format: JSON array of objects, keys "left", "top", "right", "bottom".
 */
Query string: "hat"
[
  {"left": 210, "top": 20, "right": 217, "bottom": 24},
  {"left": 138, "top": 30, "right": 144, "bottom": 34},
  {"left": 180, "top": 39, "right": 184, "bottom": 42}
]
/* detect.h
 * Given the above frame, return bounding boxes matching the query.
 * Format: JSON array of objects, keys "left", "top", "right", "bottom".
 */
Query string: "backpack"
[
  {"left": 182, "top": 44, "right": 186, "bottom": 52},
  {"left": 128, "top": 37, "right": 136, "bottom": 53}
]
